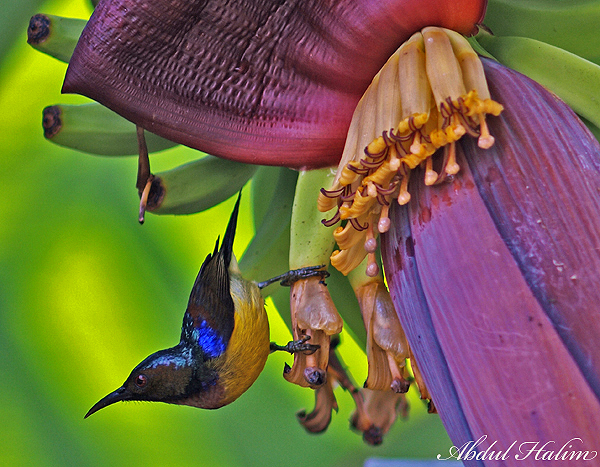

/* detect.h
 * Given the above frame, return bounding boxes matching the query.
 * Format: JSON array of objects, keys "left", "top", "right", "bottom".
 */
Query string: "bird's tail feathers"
[{"left": 220, "top": 191, "right": 242, "bottom": 268}]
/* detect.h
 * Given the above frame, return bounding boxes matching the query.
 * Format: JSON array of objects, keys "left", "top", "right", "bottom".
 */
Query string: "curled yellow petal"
[{"left": 319, "top": 26, "right": 503, "bottom": 277}]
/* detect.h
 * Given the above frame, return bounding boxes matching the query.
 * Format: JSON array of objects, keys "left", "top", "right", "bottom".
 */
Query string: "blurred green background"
[{"left": 0, "top": 0, "right": 451, "bottom": 465}]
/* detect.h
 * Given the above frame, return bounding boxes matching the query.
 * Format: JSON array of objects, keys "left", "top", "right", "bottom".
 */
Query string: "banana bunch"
[
  {"left": 29, "top": 15, "right": 179, "bottom": 156},
  {"left": 26, "top": 10, "right": 368, "bottom": 344},
  {"left": 27, "top": 14, "right": 85, "bottom": 63},
  {"left": 43, "top": 103, "right": 179, "bottom": 156},
  {"left": 29, "top": 14, "right": 258, "bottom": 218}
]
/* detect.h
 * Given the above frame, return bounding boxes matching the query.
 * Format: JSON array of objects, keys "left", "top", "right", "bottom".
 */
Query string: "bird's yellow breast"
[{"left": 217, "top": 272, "right": 270, "bottom": 406}]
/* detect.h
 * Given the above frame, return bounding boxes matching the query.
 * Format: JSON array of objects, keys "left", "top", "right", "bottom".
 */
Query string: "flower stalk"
[{"left": 284, "top": 169, "right": 343, "bottom": 388}]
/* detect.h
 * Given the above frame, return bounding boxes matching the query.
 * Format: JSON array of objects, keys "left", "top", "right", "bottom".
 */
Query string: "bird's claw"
[
  {"left": 258, "top": 265, "right": 330, "bottom": 289},
  {"left": 280, "top": 265, "right": 330, "bottom": 287},
  {"left": 270, "top": 335, "right": 320, "bottom": 355}
]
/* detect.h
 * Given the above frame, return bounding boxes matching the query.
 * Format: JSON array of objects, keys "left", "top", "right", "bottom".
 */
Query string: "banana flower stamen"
[{"left": 319, "top": 27, "right": 503, "bottom": 276}]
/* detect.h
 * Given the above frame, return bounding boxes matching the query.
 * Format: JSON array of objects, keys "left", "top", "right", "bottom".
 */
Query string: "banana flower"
[{"left": 42, "top": 0, "right": 600, "bottom": 455}]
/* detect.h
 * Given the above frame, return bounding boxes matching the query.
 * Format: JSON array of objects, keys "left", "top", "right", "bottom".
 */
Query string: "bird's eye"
[{"left": 135, "top": 374, "right": 148, "bottom": 387}]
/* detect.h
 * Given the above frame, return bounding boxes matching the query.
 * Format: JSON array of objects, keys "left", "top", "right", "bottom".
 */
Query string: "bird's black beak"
[{"left": 84, "top": 386, "right": 129, "bottom": 418}]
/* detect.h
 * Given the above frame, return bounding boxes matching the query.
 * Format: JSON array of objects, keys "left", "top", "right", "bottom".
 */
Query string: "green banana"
[
  {"left": 27, "top": 14, "right": 86, "bottom": 63},
  {"left": 43, "top": 103, "right": 179, "bottom": 155},
  {"left": 145, "top": 156, "right": 257, "bottom": 215},
  {"left": 239, "top": 166, "right": 366, "bottom": 344},
  {"left": 237, "top": 166, "right": 299, "bottom": 328},
  {"left": 289, "top": 168, "right": 338, "bottom": 270},
  {"left": 265, "top": 168, "right": 336, "bottom": 328},
  {"left": 476, "top": 32, "right": 600, "bottom": 130},
  {"left": 239, "top": 166, "right": 297, "bottom": 287},
  {"left": 581, "top": 117, "right": 600, "bottom": 142},
  {"left": 287, "top": 168, "right": 366, "bottom": 345},
  {"left": 249, "top": 165, "right": 287, "bottom": 230},
  {"left": 485, "top": 0, "right": 600, "bottom": 65}
]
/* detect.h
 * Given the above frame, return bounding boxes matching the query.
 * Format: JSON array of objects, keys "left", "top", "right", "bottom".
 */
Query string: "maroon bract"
[
  {"left": 63, "top": 0, "right": 486, "bottom": 169},
  {"left": 382, "top": 59, "right": 600, "bottom": 463}
]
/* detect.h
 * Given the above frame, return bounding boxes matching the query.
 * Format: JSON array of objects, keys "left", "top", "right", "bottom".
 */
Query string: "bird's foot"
[
  {"left": 270, "top": 335, "right": 320, "bottom": 355},
  {"left": 258, "top": 265, "right": 330, "bottom": 289}
]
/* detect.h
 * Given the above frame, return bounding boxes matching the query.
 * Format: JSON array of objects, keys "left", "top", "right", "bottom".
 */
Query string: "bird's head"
[{"left": 85, "top": 345, "right": 221, "bottom": 417}]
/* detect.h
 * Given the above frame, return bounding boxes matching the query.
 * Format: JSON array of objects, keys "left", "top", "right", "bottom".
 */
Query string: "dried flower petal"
[
  {"left": 350, "top": 389, "right": 408, "bottom": 446},
  {"left": 297, "top": 340, "right": 364, "bottom": 434},
  {"left": 354, "top": 278, "right": 410, "bottom": 392},
  {"left": 284, "top": 277, "right": 343, "bottom": 388},
  {"left": 294, "top": 277, "right": 343, "bottom": 334},
  {"left": 297, "top": 379, "right": 337, "bottom": 434}
]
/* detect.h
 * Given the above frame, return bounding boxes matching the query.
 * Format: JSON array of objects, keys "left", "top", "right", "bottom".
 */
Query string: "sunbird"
[{"left": 85, "top": 193, "right": 319, "bottom": 417}]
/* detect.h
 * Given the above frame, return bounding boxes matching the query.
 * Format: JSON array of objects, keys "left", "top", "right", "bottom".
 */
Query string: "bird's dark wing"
[{"left": 182, "top": 194, "right": 241, "bottom": 358}]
